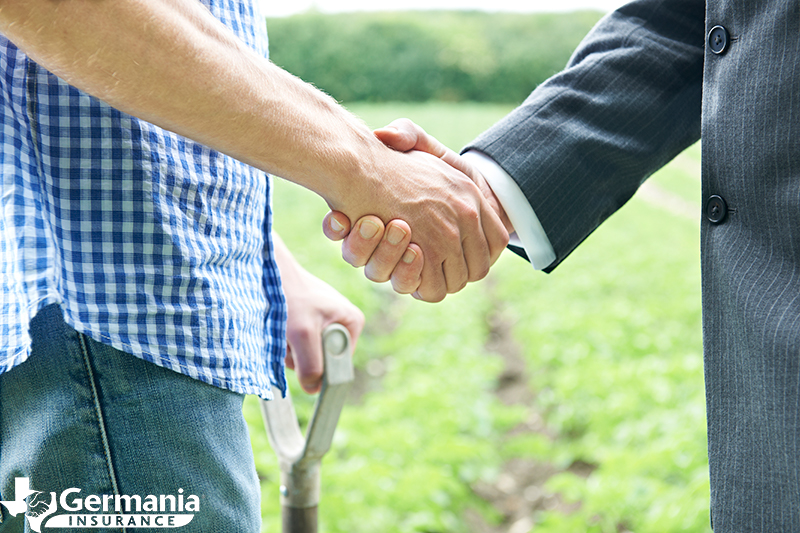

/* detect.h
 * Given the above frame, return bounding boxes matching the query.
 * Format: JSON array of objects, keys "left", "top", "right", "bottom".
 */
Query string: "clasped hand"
[{"left": 323, "top": 119, "right": 514, "bottom": 301}]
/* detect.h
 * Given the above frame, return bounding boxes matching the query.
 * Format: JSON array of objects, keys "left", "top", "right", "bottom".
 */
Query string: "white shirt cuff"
[{"left": 462, "top": 150, "right": 556, "bottom": 270}]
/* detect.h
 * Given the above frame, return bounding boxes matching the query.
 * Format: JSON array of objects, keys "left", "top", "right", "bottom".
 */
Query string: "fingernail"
[
  {"left": 386, "top": 225, "right": 407, "bottom": 245},
  {"left": 402, "top": 248, "right": 417, "bottom": 264},
  {"left": 359, "top": 219, "right": 380, "bottom": 240},
  {"left": 330, "top": 216, "right": 345, "bottom": 233}
]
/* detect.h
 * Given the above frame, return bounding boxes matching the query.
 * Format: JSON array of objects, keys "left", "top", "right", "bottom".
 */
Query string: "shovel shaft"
[
  {"left": 282, "top": 506, "right": 318, "bottom": 533},
  {"left": 262, "top": 324, "right": 354, "bottom": 533}
]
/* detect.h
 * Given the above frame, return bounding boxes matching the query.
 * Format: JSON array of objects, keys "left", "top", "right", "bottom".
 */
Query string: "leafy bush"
[{"left": 266, "top": 11, "right": 603, "bottom": 103}]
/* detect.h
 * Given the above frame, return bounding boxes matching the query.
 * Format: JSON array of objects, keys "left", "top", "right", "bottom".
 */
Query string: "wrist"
[{"left": 323, "top": 131, "right": 396, "bottom": 221}]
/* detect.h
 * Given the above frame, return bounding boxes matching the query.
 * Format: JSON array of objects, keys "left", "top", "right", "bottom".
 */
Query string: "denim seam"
[{"left": 77, "top": 332, "right": 126, "bottom": 533}]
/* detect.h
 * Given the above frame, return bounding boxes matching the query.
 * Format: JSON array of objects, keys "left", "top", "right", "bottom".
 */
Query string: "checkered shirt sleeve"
[{"left": 0, "top": 0, "right": 287, "bottom": 400}]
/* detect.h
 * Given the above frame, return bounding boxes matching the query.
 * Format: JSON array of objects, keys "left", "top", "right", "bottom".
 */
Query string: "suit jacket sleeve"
[{"left": 465, "top": 0, "right": 705, "bottom": 271}]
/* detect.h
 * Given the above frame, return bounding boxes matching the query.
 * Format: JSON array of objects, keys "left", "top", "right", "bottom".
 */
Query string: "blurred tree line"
[{"left": 266, "top": 10, "right": 604, "bottom": 103}]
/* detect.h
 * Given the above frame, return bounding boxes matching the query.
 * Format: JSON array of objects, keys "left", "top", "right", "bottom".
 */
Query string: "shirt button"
[
  {"left": 708, "top": 25, "right": 730, "bottom": 55},
  {"left": 706, "top": 195, "right": 728, "bottom": 224}
]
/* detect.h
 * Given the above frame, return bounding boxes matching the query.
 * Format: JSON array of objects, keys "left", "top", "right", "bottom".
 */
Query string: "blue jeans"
[{"left": 0, "top": 304, "right": 262, "bottom": 532}]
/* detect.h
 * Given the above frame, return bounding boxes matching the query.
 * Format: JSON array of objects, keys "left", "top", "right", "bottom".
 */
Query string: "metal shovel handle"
[{"left": 260, "top": 324, "right": 354, "bottom": 533}]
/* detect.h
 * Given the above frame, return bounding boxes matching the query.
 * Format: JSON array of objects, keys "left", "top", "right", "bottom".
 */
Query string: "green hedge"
[{"left": 266, "top": 10, "right": 604, "bottom": 103}]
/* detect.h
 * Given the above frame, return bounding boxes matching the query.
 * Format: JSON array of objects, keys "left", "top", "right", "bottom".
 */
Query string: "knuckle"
[
  {"left": 429, "top": 291, "right": 446, "bottom": 303},
  {"left": 470, "top": 263, "right": 490, "bottom": 282},
  {"left": 354, "top": 309, "right": 366, "bottom": 330},
  {"left": 419, "top": 283, "right": 447, "bottom": 303},
  {"left": 364, "top": 265, "right": 390, "bottom": 283},
  {"left": 304, "top": 366, "right": 324, "bottom": 382},
  {"left": 391, "top": 283, "right": 411, "bottom": 295},
  {"left": 301, "top": 378, "right": 322, "bottom": 394},
  {"left": 288, "top": 322, "right": 315, "bottom": 345},
  {"left": 446, "top": 265, "right": 469, "bottom": 293},
  {"left": 439, "top": 225, "right": 460, "bottom": 246},
  {"left": 391, "top": 277, "right": 415, "bottom": 294},
  {"left": 342, "top": 253, "right": 362, "bottom": 269},
  {"left": 466, "top": 205, "right": 481, "bottom": 225},
  {"left": 416, "top": 284, "right": 446, "bottom": 303},
  {"left": 342, "top": 246, "right": 367, "bottom": 268},
  {"left": 391, "top": 259, "right": 422, "bottom": 292},
  {"left": 422, "top": 251, "right": 443, "bottom": 272},
  {"left": 453, "top": 195, "right": 480, "bottom": 220},
  {"left": 449, "top": 278, "right": 468, "bottom": 294}
]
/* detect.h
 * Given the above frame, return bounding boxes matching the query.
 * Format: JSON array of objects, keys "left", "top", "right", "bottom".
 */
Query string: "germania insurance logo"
[{"left": 0, "top": 478, "right": 198, "bottom": 531}]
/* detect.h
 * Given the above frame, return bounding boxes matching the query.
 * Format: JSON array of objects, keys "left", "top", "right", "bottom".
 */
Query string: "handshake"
[
  {"left": 322, "top": 119, "right": 514, "bottom": 302},
  {"left": 320, "top": 118, "right": 515, "bottom": 303}
]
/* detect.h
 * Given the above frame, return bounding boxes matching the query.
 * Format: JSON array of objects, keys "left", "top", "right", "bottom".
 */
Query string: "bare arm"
[
  {"left": 0, "top": 0, "right": 508, "bottom": 301},
  {"left": 0, "top": 0, "right": 370, "bottom": 197}
]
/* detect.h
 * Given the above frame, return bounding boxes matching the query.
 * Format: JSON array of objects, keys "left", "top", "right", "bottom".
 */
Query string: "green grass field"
[{"left": 244, "top": 102, "right": 710, "bottom": 533}]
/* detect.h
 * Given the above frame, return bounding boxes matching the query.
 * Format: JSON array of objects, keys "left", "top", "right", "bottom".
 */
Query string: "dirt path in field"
[
  {"left": 463, "top": 162, "right": 701, "bottom": 531},
  {"left": 464, "top": 284, "right": 592, "bottom": 533},
  {"left": 463, "top": 178, "right": 700, "bottom": 532}
]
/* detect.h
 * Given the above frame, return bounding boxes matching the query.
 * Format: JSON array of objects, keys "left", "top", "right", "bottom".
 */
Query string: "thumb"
[
  {"left": 375, "top": 119, "right": 452, "bottom": 162},
  {"left": 374, "top": 124, "right": 418, "bottom": 152},
  {"left": 374, "top": 118, "right": 444, "bottom": 155}
]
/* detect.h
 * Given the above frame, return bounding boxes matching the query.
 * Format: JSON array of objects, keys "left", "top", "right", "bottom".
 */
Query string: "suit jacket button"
[
  {"left": 708, "top": 25, "right": 730, "bottom": 55},
  {"left": 706, "top": 195, "right": 728, "bottom": 224}
]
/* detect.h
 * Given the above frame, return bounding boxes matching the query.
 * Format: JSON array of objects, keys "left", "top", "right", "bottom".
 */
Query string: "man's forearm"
[
  {"left": 0, "top": 0, "right": 379, "bottom": 205},
  {"left": 0, "top": 0, "right": 508, "bottom": 301}
]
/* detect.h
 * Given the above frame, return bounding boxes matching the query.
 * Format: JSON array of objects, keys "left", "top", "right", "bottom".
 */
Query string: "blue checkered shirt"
[{"left": 0, "top": 0, "right": 287, "bottom": 399}]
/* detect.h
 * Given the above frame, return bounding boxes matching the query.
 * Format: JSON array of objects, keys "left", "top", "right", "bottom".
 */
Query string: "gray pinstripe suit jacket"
[{"left": 467, "top": 0, "right": 800, "bottom": 529}]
